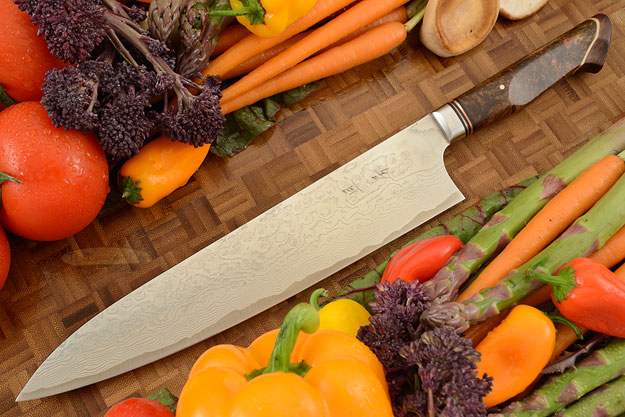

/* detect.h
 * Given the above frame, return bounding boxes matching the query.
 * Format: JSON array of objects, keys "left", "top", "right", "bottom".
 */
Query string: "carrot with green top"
[
  {"left": 457, "top": 153, "right": 625, "bottom": 302},
  {"left": 219, "top": 0, "right": 417, "bottom": 104},
  {"left": 204, "top": 0, "right": 361, "bottom": 78}
]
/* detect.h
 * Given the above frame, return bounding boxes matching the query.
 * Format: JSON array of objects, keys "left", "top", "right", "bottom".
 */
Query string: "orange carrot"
[
  {"left": 212, "top": 24, "right": 250, "bottom": 57},
  {"left": 316, "top": 6, "right": 408, "bottom": 54},
  {"left": 219, "top": 0, "right": 409, "bottom": 104},
  {"left": 475, "top": 305, "right": 556, "bottom": 408},
  {"left": 205, "top": 0, "right": 360, "bottom": 78},
  {"left": 457, "top": 155, "right": 625, "bottom": 302},
  {"left": 550, "top": 324, "right": 586, "bottom": 362},
  {"left": 222, "top": 6, "right": 408, "bottom": 81},
  {"left": 222, "top": 32, "right": 309, "bottom": 80},
  {"left": 221, "top": 21, "right": 407, "bottom": 115},
  {"left": 588, "top": 224, "right": 625, "bottom": 268},
  {"left": 617, "top": 263, "right": 625, "bottom": 279}
]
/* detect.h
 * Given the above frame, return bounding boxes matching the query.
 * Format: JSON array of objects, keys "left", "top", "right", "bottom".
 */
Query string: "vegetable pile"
[
  {"left": 0, "top": 0, "right": 543, "bottom": 213},
  {"left": 103, "top": 118, "right": 625, "bottom": 416}
]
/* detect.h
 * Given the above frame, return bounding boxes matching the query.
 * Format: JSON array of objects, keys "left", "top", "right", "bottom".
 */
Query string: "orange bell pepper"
[{"left": 176, "top": 302, "right": 392, "bottom": 417}]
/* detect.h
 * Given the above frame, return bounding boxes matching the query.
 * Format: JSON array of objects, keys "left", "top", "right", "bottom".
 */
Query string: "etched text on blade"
[{"left": 23, "top": 115, "right": 455, "bottom": 395}]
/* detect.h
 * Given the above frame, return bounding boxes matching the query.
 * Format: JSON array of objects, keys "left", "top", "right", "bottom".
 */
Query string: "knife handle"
[{"left": 433, "top": 14, "right": 611, "bottom": 141}]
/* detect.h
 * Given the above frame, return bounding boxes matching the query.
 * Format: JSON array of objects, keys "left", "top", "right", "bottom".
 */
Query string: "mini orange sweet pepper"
[
  {"left": 176, "top": 301, "right": 392, "bottom": 417},
  {"left": 118, "top": 136, "right": 209, "bottom": 208}
]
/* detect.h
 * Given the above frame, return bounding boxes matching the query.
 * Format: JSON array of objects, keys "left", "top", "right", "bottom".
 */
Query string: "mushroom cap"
[
  {"left": 500, "top": 0, "right": 548, "bottom": 20},
  {"left": 420, "top": 0, "right": 500, "bottom": 57}
]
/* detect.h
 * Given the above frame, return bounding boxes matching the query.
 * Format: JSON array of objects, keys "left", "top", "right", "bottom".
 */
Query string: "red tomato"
[
  {"left": 0, "top": 225, "right": 9, "bottom": 291},
  {"left": 104, "top": 398, "right": 174, "bottom": 417},
  {"left": 0, "top": 101, "right": 109, "bottom": 241},
  {"left": 0, "top": 0, "right": 65, "bottom": 102}
]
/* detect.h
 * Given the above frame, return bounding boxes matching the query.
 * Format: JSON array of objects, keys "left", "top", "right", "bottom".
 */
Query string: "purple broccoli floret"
[
  {"left": 28, "top": 0, "right": 107, "bottom": 63},
  {"left": 41, "top": 60, "right": 113, "bottom": 132},
  {"left": 357, "top": 280, "right": 491, "bottom": 417},
  {"left": 401, "top": 326, "right": 492, "bottom": 417},
  {"left": 24, "top": 0, "right": 225, "bottom": 160}
]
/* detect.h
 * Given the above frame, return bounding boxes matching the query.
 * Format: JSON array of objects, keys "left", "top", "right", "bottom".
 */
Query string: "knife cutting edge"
[{"left": 16, "top": 14, "right": 611, "bottom": 402}]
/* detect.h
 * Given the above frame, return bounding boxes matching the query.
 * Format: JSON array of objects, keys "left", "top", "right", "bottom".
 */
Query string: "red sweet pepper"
[
  {"left": 529, "top": 257, "right": 625, "bottom": 338},
  {"left": 381, "top": 235, "right": 463, "bottom": 284}
]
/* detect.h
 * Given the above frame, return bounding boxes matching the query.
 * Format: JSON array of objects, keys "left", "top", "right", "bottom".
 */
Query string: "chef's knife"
[{"left": 17, "top": 14, "right": 611, "bottom": 401}]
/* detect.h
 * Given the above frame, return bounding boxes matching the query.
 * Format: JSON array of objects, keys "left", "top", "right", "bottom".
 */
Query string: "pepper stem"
[
  {"left": 208, "top": 0, "right": 265, "bottom": 25},
  {"left": 259, "top": 303, "right": 319, "bottom": 377},
  {"left": 528, "top": 267, "right": 577, "bottom": 304},
  {"left": 310, "top": 288, "right": 328, "bottom": 311},
  {"left": 548, "top": 314, "right": 584, "bottom": 340}
]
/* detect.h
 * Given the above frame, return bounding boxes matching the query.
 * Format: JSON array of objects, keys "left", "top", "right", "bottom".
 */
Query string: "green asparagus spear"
[
  {"left": 489, "top": 338, "right": 625, "bottom": 417},
  {"left": 329, "top": 176, "right": 538, "bottom": 310},
  {"left": 422, "top": 123, "right": 625, "bottom": 304},
  {"left": 553, "top": 375, "right": 625, "bottom": 417},
  {"left": 423, "top": 168, "right": 625, "bottom": 332},
  {"left": 148, "top": 0, "right": 183, "bottom": 43}
]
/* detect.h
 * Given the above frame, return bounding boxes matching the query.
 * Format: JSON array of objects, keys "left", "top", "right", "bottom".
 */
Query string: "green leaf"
[
  {"left": 211, "top": 83, "right": 317, "bottom": 157},
  {"left": 273, "top": 84, "right": 319, "bottom": 107},
  {"left": 146, "top": 388, "right": 178, "bottom": 413}
]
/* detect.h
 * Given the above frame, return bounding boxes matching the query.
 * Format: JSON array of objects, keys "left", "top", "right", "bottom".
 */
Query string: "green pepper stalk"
[
  {"left": 423, "top": 166, "right": 625, "bottom": 333},
  {"left": 491, "top": 338, "right": 625, "bottom": 417},
  {"left": 330, "top": 176, "right": 538, "bottom": 311},
  {"left": 553, "top": 375, "right": 625, "bottom": 417},
  {"left": 246, "top": 302, "right": 319, "bottom": 379},
  {"left": 208, "top": 0, "right": 265, "bottom": 24}
]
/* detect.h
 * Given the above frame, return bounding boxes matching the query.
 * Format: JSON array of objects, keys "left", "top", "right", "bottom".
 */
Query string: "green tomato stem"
[{"left": 0, "top": 85, "right": 16, "bottom": 108}]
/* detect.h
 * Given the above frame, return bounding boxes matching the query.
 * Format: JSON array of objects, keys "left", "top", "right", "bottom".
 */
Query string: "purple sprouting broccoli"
[
  {"left": 400, "top": 326, "right": 492, "bottom": 417},
  {"left": 357, "top": 280, "right": 492, "bottom": 417},
  {"left": 22, "top": 0, "right": 225, "bottom": 161}
]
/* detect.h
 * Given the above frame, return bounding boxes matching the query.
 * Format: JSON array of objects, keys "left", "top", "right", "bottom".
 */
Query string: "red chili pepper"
[
  {"left": 529, "top": 257, "right": 625, "bottom": 338},
  {"left": 381, "top": 235, "right": 463, "bottom": 285}
]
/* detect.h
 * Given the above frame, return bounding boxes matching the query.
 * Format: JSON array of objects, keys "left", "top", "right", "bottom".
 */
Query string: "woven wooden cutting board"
[{"left": 3, "top": 1, "right": 625, "bottom": 415}]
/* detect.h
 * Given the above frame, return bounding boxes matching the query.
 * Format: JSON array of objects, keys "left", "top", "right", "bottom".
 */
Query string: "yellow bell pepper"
[
  {"left": 176, "top": 301, "right": 392, "bottom": 417},
  {"left": 229, "top": 0, "right": 317, "bottom": 38},
  {"left": 311, "top": 289, "right": 371, "bottom": 337},
  {"left": 118, "top": 136, "right": 209, "bottom": 208}
]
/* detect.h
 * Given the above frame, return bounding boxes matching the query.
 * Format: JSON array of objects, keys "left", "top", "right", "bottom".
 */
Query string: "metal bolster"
[{"left": 431, "top": 104, "right": 468, "bottom": 143}]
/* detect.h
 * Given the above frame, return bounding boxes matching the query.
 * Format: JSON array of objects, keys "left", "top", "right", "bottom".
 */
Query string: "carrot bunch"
[{"left": 208, "top": 0, "right": 428, "bottom": 115}]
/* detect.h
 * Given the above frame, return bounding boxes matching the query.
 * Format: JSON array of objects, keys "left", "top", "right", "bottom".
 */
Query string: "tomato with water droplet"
[{"left": 0, "top": 101, "right": 109, "bottom": 241}]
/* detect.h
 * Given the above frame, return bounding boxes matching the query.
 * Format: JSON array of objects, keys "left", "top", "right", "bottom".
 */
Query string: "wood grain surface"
[{"left": 3, "top": 1, "right": 625, "bottom": 415}]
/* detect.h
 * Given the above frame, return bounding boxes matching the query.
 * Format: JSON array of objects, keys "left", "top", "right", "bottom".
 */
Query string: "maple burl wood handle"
[{"left": 449, "top": 14, "right": 611, "bottom": 136}]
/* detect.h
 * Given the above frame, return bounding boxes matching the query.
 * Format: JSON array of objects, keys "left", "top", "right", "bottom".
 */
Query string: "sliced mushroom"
[
  {"left": 420, "top": 0, "right": 500, "bottom": 57},
  {"left": 500, "top": 0, "right": 548, "bottom": 20}
]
